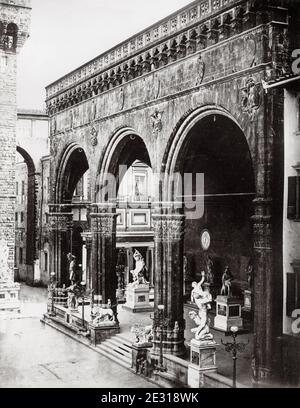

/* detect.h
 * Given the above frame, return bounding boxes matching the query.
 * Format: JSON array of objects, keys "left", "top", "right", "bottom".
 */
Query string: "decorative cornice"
[{"left": 46, "top": 0, "right": 247, "bottom": 100}]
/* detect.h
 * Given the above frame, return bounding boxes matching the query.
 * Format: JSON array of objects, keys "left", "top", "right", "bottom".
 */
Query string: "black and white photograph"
[{"left": 0, "top": 0, "right": 300, "bottom": 393}]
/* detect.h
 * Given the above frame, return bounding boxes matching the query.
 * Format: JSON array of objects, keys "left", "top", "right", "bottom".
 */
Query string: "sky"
[{"left": 17, "top": 0, "right": 192, "bottom": 110}]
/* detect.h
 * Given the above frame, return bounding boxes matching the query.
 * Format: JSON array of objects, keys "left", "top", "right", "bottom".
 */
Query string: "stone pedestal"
[
  {"left": 243, "top": 290, "right": 252, "bottom": 312},
  {"left": 89, "top": 322, "right": 120, "bottom": 345},
  {"left": 0, "top": 282, "right": 20, "bottom": 313},
  {"left": 214, "top": 296, "right": 243, "bottom": 332},
  {"left": 187, "top": 339, "right": 217, "bottom": 388},
  {"left": 132, "top": 343, "right": 152, "bottom": 374},
  {"left": 123, "top": 284, "right": 153, "bottom": 313}
]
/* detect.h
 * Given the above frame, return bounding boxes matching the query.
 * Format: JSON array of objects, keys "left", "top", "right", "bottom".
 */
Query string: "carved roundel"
[{"left": 200, "top": 229, "right": 211, "bottom": 251}]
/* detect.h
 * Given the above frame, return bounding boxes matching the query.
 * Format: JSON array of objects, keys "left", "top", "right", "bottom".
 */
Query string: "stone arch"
[
  {"left": 95, "top": 126, "right": 152, "bottom": 203},
  {"left": 55, "top": 142, "right": 89, "bottom": 204},
  {"left": 161, "top": 105, "right": 255, "bottom": 202},
  {"left": 16, "top": 146, "right": 36, "bottom": 283}
]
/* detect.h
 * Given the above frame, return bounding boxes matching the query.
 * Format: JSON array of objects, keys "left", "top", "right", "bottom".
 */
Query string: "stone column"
[
  {"left": 90, "top": 208, "right": 118, "bottom": 317},
  {"left": 151, "top": 212, "right": 185, "bottom": 356},
  {"left": 49, "top": 211, "right": 73, "bottom": 285},
  {"left": 251, "top": 86, "right": 284, "bottom": 384}
]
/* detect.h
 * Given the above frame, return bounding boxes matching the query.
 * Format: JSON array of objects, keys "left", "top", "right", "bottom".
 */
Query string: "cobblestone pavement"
[{"left": 0, "top": 285, "right": 157, "bottom": 389}]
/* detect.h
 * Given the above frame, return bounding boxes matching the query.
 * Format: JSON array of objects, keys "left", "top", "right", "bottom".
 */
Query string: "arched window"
[{"left": 6, "top": 23, "right": 18, "bottom": 50}]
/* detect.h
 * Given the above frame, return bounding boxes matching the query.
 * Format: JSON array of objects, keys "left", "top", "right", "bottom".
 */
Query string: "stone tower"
[{"left": 0, "top": 0, "right": 31, "bottom": 296}]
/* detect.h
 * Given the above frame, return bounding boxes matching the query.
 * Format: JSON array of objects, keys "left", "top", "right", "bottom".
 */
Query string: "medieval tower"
[{"left": 0, "top": 0, "right": 31, "bottom": 282}]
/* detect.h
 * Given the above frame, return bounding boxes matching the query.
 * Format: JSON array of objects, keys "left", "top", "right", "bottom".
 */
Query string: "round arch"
[
  {"left": 15, "top": 146, "right": 36, "bottom": 284},
  {"left": 55, "top": 143, "right": 89, "bottom": 204},
  {"left": 161, "top": 105, "right": 254, "bottom": 202},
  {"left": 95, "top": 127, "right": 152, "bottom": 203}
]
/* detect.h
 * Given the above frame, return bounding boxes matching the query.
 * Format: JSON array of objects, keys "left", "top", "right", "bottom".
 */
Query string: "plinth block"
[
  {"left": 89, "top": 323, "right": 120, "bottom": 345},
  {"left": 123, "top": 284, "right": 153, "bottom": 313},
  {"left": 0, "top": 282, "right": 20, "bottom": 313},
  {"left": 214, "top": 296, "right": 243, "bottom": 332},
  {"left": 188, "top": 339, "right": 218, "bottom": 388}
]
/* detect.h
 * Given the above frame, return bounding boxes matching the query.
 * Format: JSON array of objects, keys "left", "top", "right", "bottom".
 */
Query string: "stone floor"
[
  {"left": 0, "top": 284, "right": 253, "bottom": 388},
  {"left": 0, "top": 285, "right": 157, "bottom": 388}
]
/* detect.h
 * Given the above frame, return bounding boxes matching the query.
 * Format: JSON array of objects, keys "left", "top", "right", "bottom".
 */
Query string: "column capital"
[
  {"left": 152, "top": 213, "right": 185, "bottom": 242},
  {"left": 49, "top": 212, "right": 73, "bottom": 232},
  {"left": 90, "top": 212, "right": 117, "bottom": 237}
]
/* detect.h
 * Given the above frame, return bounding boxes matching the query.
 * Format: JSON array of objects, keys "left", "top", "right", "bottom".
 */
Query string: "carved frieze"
[{"left": 49, "top": 214, "right": 73, "bottom": 232}]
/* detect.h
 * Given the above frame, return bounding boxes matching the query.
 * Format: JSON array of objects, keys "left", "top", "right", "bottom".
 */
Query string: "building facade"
[
  {"left": 15, "top": 109, "right": 49, "bottom": 285},
  {"left": 45, "top": 0, "right": 300, "bottom": 385}
]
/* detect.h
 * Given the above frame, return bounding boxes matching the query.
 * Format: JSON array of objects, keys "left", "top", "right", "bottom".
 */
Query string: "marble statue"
[
  {"left": 0, "top": 239, "right": 12, "bottom": 284},
  {"left": 92, "top": 301, "right": 115, "bottom": 326},
  {"left": 67, "top": 253, "right": 76, "bottom": 284},
  {"left": 189, "top": 272, "right": 214, "bottom": 341},
  {"left": 221, "top": 266, "right": 233, "bottom": 297},
  {"left": 66, "top": 283, "right": 80, "bottom": 310},
  {"left": 131, "top": 324, "right": 153, "bottom": 345},
  {"left": 246, "top": 260, "right": 254, "bottom": 289},
  {"left": 129, "top": 250, "right": 148, "bottom": 287},
  {"left": 206, "top": 255, "right": 214, "bottom": 285}
]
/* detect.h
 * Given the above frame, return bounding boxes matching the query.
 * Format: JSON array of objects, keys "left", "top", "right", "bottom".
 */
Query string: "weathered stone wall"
[{"left": 0, "top": 0, "right": 31, "bottom": 280}]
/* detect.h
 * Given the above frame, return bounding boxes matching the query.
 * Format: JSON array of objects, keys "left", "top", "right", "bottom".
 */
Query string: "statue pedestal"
[
  {"left": 123, "top": 284, "right": 153, "bottom": 313},
  {"left": 243, "top": 290, "right": 252, "bottom": 312},
  {"left": 187, "top": 339, "right": 217, "bottom": 388},
  {"left": 214, "top": 296, "right": 243, "bottom": 332},
  {"left": 132, "top": 343, "right": 152, "bottom": 374},
  {"left": 0, "top": 282, "right": 20, "bottom": 313},
  {"left": 89, "top": 322, "right": 120, "bottom": 345}
]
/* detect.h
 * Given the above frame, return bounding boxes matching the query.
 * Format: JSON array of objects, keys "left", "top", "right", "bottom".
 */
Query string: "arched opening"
[
  {"left": 54, "top": 144, "right": 89, "bottom": 285},
  {"left": 15, "top": 147, "right": 36, "bottom": 284},
  {"left": 177, "top": 113, "right": 255, "bottom": 296},
  {"left": 96, "top": 129, "right": 154, "bottom": 307},
  {"left": 162, "top": 108, "right": 256, "bottom": 365}
]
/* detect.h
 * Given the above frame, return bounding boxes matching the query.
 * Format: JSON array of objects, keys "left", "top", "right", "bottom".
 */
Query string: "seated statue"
[{"left": 128, "top": 250, "right": 148, "bottom": 288}]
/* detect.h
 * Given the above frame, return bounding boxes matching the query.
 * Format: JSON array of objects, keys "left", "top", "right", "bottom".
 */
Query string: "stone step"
[
  {"left": 105, "top": 337, "right": 132, "bottom": 354},
  {"left": 96, "top": 343, "right": 132, "bottom": 367},
  {"left": 114, "top": 333, "right": 135, "bottom": 345}
]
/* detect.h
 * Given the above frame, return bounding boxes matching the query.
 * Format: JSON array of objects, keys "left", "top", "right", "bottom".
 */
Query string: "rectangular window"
[
  {"left": 15, "top": 212, "right": 18, "bottom": 222},
  {"left": 16, "top": 182, "right": 18, "bottom": 196},
  {"left": 19, "top": 248, "right": 23, "bottom": 265},
  {"left": 287, "top": 176, "right": 300, "bottom": 220},
  {"left": 21, "top": 212, "right": 24, "bottom": 223}
]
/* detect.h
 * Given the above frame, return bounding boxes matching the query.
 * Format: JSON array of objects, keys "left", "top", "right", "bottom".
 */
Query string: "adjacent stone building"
[
  {"left": 14, "top": 109, "right": 49, "bottom": 285},
  {"left": 44, "top": 0, "right": 300, "bottom": 386}
]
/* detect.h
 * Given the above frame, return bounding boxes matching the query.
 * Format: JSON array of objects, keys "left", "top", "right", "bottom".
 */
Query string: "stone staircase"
[{"left": 96, "top": 333, "right": 133, "bottom": 369}]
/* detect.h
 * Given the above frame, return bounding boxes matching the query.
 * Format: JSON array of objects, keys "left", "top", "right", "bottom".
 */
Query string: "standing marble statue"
[
  {"left": 67, "top": 253, "right": 76, "bottom": 284},
  {"left": 189, "top": 271, "right": 214, "bottom": 341},
  {"left": 221, "top": 266, "right": 233, "bottom": 297}
]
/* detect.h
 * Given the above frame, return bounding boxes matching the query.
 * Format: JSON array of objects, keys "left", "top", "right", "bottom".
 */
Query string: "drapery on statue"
[
  {"left": 128, "top": 250, "right": 148, "bottom": 287},
  {"left": 220, "top": 265, "right": 233, "bottom": 297},
  {"left": 189, "top": 271, "right": 214, "bottom": 342},
  {"left": 67, "top": 253, "right": 76, "bottom": 284}
]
